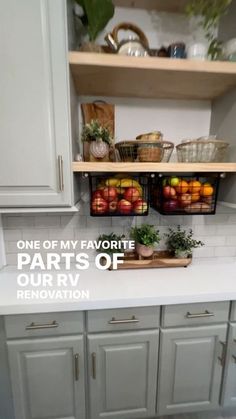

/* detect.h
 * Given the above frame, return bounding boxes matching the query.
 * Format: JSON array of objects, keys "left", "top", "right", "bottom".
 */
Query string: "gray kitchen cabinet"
[
  {"left": 7, "top": 335, "right": 85, "bottom": 419},
  {"left": 221, "top": 323, "right": 236, "bottom": 407},
  {"left": 88, "top": 330, "right": 159, "bottom": 419},
  {"left": 0, "top": 0, "right": 73, "bottom": 207},
  {"left": 158, "top": 325, "right": 227, "bottom": 416}
]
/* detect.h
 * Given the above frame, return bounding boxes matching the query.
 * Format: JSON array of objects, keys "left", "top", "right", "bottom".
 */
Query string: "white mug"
[{"left": 187, "top": 43, "right": 208, "bottom": 60}]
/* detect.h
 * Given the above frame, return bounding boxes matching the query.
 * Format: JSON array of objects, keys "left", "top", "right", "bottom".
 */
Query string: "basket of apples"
[
  {"left": 90, "top": 175, "right": 149, "bottom": 216},
  {"left": 152, "top": 175, "right": 219, "bottom": 215}
]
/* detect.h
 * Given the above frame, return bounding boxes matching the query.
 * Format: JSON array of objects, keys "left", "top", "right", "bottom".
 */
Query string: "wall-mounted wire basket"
[
  {"left": 151, "top": 174, "right": 220, "bottom": 215},
  {"left": 89, "top": 174, "right": 150, "bottom": 216}
]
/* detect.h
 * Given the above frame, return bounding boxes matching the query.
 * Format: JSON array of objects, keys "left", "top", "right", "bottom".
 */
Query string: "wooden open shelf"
[
  {"left": 72, "top": 162, "right": 236, "bottom": 173},
  {"left": 113, "top": 0, "right": 188, "bottom": 13},
  {"left": 69, "top": 53, "right": 236, "bottom": 100}
]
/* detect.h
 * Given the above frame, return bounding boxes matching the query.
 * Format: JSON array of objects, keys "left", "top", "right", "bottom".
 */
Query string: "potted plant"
[
  {"left": 130, "top": 224, "right": 160, "bottom": 258},
  {"left": 165, "top": 225, "right": 204, "bottom": 258},
  {"left": 74, "top": 0, "right": 114, "bottom": 52},
  {"left": 81, "top": 119, "right": 112, "bottom": 161},
  {"left": 186, "top": 0, "right": 232, "bottom": 60}
]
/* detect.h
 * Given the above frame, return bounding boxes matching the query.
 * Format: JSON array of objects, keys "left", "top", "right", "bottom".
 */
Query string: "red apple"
[
  {"left": 178, "top": 193, "right": 192, "bottom": 207},
  {"left": 117, "top": 199, "right": 132, "bottom": 214},
  {"left": 133, "top": 199, "right": 148, "bottom": 214},
  {"left": 163, "top": 186, "right": 176, "bottom": 199},
  {"left": 91, "top": 197, "right": 108, "bottom": 214},
  {"left": 163, "top": 199, "right": 178, "bottom": 212},
  {"left": 101, "top": 186, "right": 117, "bottom": 202},
  {"left": 124, "top": 187, "right": 140, "bottom": 203},
  {"left": 92, "top": 190, "right": 103, "bottom": 200},
  {"left": 108, "top": 200, "right": 118, "bottom": 213}
]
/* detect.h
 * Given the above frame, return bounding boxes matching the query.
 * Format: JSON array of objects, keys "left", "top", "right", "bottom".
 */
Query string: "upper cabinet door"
[
  {"left": 88, "top": 330, "right": 159, "bottom": 419},
  {"left": 158, "top": 325, "right": 227, "bottom": 416},
  {"left": 0, "top": 0, "right": 73, "bottom": 207},
  {"left": 221, "top": 323, "right": 236, "bottom": 407}
]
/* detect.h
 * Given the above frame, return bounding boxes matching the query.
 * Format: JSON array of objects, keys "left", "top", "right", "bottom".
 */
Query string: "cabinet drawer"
[
  {"left": 162, "top": 301, "right": 230, "bottom": 327},
  {"left": 230, "top": 302, "right": 236, "bottom": 321},
  {"left": 4, "top": 311, "right": 84, "bottom": 338},
  {"left": 87, "top": 306, "right": 160, "bottom": 332}
]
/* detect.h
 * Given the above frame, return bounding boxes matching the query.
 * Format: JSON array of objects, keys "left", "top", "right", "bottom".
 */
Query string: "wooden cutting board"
[
  {"left": 81, "top": 102, "right": 115, "bottom": 162},
  {"left": 108, "top": 250, "right": 192, "bottom": 270}
]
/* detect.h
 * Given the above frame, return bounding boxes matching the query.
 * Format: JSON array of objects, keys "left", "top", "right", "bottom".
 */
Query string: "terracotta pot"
[{"left": 136, "top": 243, "right": 154, "bottom": 258}]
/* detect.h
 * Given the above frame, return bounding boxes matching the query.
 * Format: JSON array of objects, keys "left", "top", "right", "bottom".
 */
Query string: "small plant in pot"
[
  {"left": 74, "top": 0, "right": 114, "bottom": 52},
  {"left": 81, "top": 119, "right": 112, "bottom": 161},
  {"left": 130, "top": 224, "right": 160, "bottom": 258},
  {"left": 165, "top": 225, "right": 204, "bottom": 259}
]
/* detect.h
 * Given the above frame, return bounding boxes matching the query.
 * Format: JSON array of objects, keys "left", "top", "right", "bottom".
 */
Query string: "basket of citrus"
[{"left": 151, "top": 175, "right": 219, "bottom": 215}]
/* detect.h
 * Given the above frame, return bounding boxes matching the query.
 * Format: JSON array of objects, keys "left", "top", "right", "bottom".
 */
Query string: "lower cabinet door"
[
  {"left": 88, "top": 330, "right": 159, "bottom": 419},
  {"left": 221, "top": 323, "right": 236, "bottom": 407},
  {"left": 7, "top": 335, "right": 85, "bottom": 419},
  {"left": 158, "top": 325, "right": 227, "bottom": 416}
]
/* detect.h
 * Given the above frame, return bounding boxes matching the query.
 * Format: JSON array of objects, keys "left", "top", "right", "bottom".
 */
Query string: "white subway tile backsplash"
[
  {"left": 2, "top": 209, "right": 236, "bottom": 265},
  {"left": 228, "top": 214, "right": 236, "bottom": 224},
  {"left": 35, "top": 215, "right": 60, "bottom": 228},
  {"left": 22, "top": 229, "right": 49, "bottom": 240},
  {"left": 3, "top": 229, "right": 22, "bottom": 241},
  {"left": 4, "top": 216, "right": 35, "bottom": 229},
  {"left": 193, "top": 247, "right": 215, "bottom": 258},
  {"left": 226, "top": 236, "right": 236, "bottom": 246},
  {"left": 217, "top": 224, "right": 236, "bottom": 235},
  {"left": 215, "top": 246, "right": 236, "bottom": 257}
]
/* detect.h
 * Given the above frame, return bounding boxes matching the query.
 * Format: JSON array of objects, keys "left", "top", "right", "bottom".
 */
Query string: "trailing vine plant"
[{"left": 185, "top": 0, "right": 232, "bottom": 60}]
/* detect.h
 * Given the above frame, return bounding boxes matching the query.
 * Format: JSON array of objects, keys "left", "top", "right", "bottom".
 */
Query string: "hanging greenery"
[{"left": 185, "top": 0, "right": 232, "bottom": 59}]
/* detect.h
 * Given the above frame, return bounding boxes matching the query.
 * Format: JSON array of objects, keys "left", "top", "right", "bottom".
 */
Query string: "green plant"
[
  {"left": 75, "top": 0, "right": 114, "bottom": 42},
  {"left": 81, "top": 120, "right": 112, "bottom": 144},
  {"left": 165, "top": 225, "right": 204, "bottom": 255},
  {"left": 186, "top": 0, "right": 232, "bottom": 59},
  {"left": 96, "top": 232, "right": 126, "bottom": 256},
  {"left": 130, "top": 224, "right": 160, "bottom": 247}
]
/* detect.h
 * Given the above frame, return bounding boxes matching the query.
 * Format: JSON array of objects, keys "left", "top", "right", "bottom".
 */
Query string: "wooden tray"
[{"left": 109, "top": 250, "right": 192, "bottom": 270}]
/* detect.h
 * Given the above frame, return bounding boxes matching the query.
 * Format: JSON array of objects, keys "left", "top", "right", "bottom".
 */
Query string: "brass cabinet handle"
[
  {"left": 25, "top": 321, "right": 59, "bottom": 330},
  {"left": 108, "top": 316, "right": 139, "bottom": 325},
  {"left": 186, "top": 310, "right": 214, "bottom": 319},
  {"left": 92, "top": 353, "right": 96, "bottom": 379},
  {"left": 218, "top": 341, "right": 226, "bottom": 366},
  {"left": 74, "top": 354, "right": 79, "bottom": 381},
  {"left": 58, "top": 155, "right": 64, "bottom": 192}
]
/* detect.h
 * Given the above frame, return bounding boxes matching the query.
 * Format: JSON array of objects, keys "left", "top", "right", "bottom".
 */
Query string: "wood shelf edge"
[
  {"left": 72, "top": 162, "right": 236, "bottom": 173},
  {"left": 69, "top": 52, "right": 236, "bottom": 76}
]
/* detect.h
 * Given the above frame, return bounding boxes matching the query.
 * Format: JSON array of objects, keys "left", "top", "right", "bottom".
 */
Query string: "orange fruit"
[
  {"left": 188, "top": 180, "right": 201, "bottom": 193},
  {"left": 175, "top": 180, "right": 189, "bottom": 194},
  {"left": 200, "top": 183, "right": 214, "bottom": 197},
  {"left": 191, "top": 193, "right": 200, "bottom": 202}
]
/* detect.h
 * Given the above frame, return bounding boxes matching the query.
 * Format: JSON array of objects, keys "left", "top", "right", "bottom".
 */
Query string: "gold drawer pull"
[
  {"left": 25, "top": 321, "right": 59, "bottom": 330},
  {"left": 186, "top": 310, "right": 214, "bottom": 319},
  {"left": 92, "top": 353, "right": 96, "bottom": 379},
  {"left": 74, "top": 354, "right": 79, "bottom": 381},
  {"left": 108, "top": 315, "right": 139, "bottom": 325}
]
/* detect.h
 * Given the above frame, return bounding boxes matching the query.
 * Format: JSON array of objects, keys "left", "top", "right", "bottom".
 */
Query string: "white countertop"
[{"left": 0, "top": 260, "right": 236, "bottom": 315}]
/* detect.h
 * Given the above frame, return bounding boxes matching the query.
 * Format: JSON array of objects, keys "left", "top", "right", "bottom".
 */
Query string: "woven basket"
[
  {"left": 115, "top": 140, "right": 174, "bottom": 163},
  {"left": 176, "top": 140, "right": 229, "bottom": 163}
]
